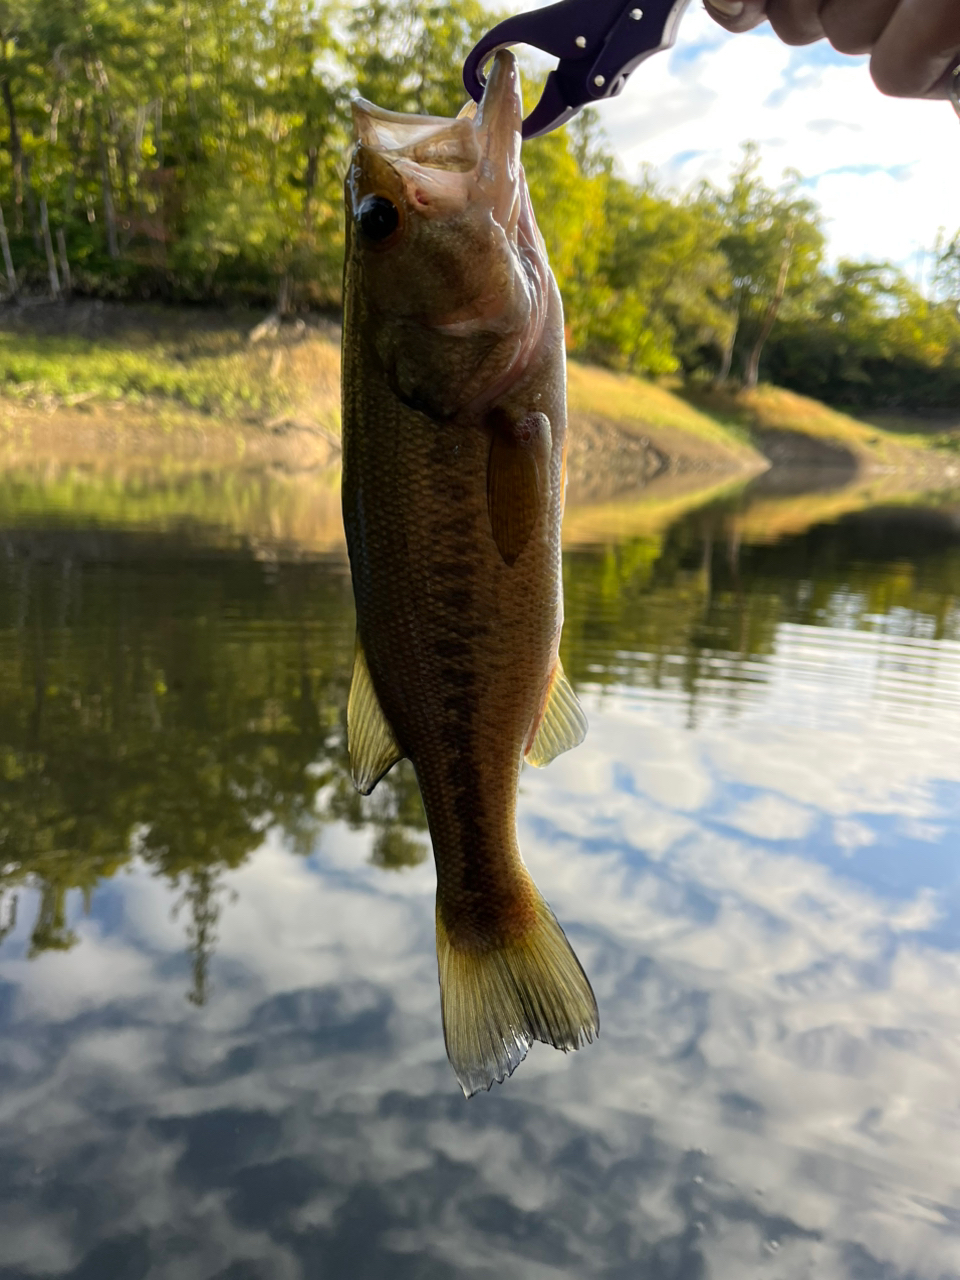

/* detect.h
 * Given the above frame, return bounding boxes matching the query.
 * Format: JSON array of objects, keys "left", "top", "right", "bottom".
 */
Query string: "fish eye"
[{"left": 357, "top": 194, "right": 401, "bottom": 245}]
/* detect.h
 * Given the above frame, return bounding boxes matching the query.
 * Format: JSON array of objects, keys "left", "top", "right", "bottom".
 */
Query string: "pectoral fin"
[
  {"left": 526, "top": 659, "right": 588, "bottom": 767},
  {"left": 486, "top": 411, "right": 549, "bottom": 567},
  {"left": 347, "top": 638, "right": 403, "bottom": 794}
]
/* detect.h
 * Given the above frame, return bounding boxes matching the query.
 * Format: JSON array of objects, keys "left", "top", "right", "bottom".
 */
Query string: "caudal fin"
[{"left": 436, "top": 887, "right": 598, "bottom": 1097}]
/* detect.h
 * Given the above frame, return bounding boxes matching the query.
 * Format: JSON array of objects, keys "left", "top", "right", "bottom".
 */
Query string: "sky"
[{"left": 496, "top": 1, "right": 960, "bottom": 277}]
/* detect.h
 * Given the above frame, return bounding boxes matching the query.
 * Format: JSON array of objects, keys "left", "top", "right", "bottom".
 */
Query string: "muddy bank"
[
  {"left": 564, "top": 409, "right": 766, "bottom": 506},
  {"left": 0, "top": 379, "right": 763, "bottom": 504},
  {"left": 749, "top": 424, "right": 960, "bottom": 493},
  {"left": 0, "top": 400, "right": 341, "bottom": 472}
]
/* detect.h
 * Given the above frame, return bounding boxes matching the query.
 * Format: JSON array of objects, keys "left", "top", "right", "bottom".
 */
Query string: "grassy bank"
[
  {"left": 0, "top": 303, "right": 953, "bottom": 488},
  {"left": 0, "top": 303, "right": 342, "bottom": 433},
  {"left": 681, "top": 382, "right": 936, "bottom": 468}
]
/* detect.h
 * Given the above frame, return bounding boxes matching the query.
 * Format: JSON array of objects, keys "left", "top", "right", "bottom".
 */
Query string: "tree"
[
  {"left": 710, "top": 144, "right": 825, "bottom": 389},
  {"left": 762, "top": 255, "right": 960, "bottom": 409},
  {"left": 346, "top": 0, "right": 497, "bottom": 118},
  {"left": 593, "top": 172, "right": 733, "bottom": 374}
]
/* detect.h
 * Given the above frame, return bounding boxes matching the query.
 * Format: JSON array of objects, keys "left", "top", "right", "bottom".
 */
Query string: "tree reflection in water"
[
  {"left": 0, "top": 536, "right": 427, "bottom": 1002},
  {"left": 2, "top": 500, "right": 960, "bottom": 999}
]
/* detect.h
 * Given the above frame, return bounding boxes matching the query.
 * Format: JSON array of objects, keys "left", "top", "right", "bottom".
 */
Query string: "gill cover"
[{"left": 345, "top": 51, "right": 550, "bottom": 420}]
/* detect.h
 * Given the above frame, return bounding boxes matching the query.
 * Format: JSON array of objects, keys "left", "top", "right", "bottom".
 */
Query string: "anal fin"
[
  {"left": 347, "top": 637, "right": 403, "bottom": 794},
  {"left": 526, "top": 658, "right": 587, "bottom": 767}
]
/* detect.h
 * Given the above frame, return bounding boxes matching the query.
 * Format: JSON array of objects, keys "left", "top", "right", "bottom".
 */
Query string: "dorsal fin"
[
  {"left": 347, "top": 638, "right": 403, "bottom": 794},
  {"left": 525, "top": 659, "right": 588, "bottom": 768}
]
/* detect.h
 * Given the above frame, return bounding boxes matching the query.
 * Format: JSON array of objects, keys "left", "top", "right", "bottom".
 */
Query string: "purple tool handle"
[{"left": 463, "top": 0, "right": 693, "bottom": 138}]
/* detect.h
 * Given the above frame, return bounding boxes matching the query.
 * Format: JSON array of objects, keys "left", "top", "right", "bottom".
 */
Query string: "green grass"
[
  {"left": 0, "top": 305, "right": 950, "bottom": 479},
  {"left": 0, "top": 308, "right": 342, "bottom": 430},
  {"left": 0, "top": 332, "right": 285, "bottom": 415},
  {"left": 682, "top": 382, "right": 935, "bottom": 463},
  {"left": 567, "top": 361, "right": 758, "bottom": 458}
]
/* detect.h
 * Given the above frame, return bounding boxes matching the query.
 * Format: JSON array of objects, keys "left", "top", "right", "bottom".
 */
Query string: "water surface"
[{"left": 1, "top": 480, "right": 959, "bottom": 1280}]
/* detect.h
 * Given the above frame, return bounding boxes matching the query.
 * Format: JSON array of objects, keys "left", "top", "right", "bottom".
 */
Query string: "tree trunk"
[
  {"left": 742, "top": 226, "right": 794, "bottom": 391},
  {"left": 182, "top": 0, "right": 202, "bottom": 159},
  {"left": 155, "top": 98, "right": 164, "bottom": 169},
  {"left": 56, "top": 229, "right": 72, "bottom": 297},
  {"left": 303, "top": 143, "right": 319, "bottom": 222},
  {"left": 0, "top": 63, "right": 23, "bottom": 230},
  {"left": 63, "top": 104, "right": 85, "bottom": 225},
  {"left": 0, "top": 202, "right": 17, "bottom": 297},
  {"left": 0, "top": 67, "right": 40, "bottom": 246},
  {"left": 39, "top": 200, "right": 60, "bottom": 298},
  {"left": 277, "top": 274, "right": 291, "bottom": 315},
  {"left": 83, "top": 55, "right": 120, "bottom": 258},
  {"left": 0, "top": 891, "right": 17, "bottom": 946},
  {"left": 97, "top": 122, "right": 120, "bottom": 259},
  {"left": 714, "top": 310, "right": 738, "bottom": 388}
]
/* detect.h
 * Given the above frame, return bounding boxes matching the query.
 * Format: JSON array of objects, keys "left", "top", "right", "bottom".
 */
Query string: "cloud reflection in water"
[{"left": 1, "top": 523, "right": 960, "bottom": 1278}]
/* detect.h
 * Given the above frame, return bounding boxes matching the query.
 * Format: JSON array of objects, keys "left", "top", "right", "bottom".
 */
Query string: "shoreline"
[{"left": 0, "top": 301, "right": 958, "bottom": 554}]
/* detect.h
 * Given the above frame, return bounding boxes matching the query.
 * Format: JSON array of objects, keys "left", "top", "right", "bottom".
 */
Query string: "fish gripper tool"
[{"left": 463, "top": 0, "right": 694, "bottom": 138}]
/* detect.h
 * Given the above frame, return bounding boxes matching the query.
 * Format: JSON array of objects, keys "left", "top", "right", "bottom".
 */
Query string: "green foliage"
[
  {"left": 0, "top": 0, "right": 957, "bottom": 407},
  {"left": 586, "top": 174, "right": 734, "bottom": 374},
  {"left": 0, "top": 0, "right": 347, "bottom": 305},
  {"left": 765, "top": 260, "right": 960, "bottom": 410},
  {"left": 706, "top": 144, "right": 825, "bottom": 388},
  {"left": 347, "top": 0, "right": 496, "bottom": 118}
]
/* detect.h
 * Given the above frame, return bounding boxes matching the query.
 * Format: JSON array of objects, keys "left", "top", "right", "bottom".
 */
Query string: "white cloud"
[
  {"left": 833, "top": 817, "right": 877, "bottom": 852},
  {"left": 500, "top": 2, "right": 960, "bottom": 265},
  {"left": 719, "top": 794, "right": 815, "bottom": 841}
]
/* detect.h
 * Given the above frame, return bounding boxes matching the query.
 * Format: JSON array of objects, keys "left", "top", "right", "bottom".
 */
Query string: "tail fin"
[{"left": 436, "top": 886, "right": 598, "bottom": 1098}]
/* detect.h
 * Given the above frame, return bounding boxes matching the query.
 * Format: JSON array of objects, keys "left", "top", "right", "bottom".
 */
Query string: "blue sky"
[{"left": 494, "top": 1, "right": 960, "bottom": 276}]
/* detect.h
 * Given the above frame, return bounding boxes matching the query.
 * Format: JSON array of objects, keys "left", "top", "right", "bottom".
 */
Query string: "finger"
[
  {"left": 819, "top": 0, "right": 899, "bottom": 55},
  {"left": 927, "top": 60, "right": 960, "bottom": 105},
  {"left": 869, "top": 0, "right": 960, "bottom": 96},
  {"left": 702, "top": 0, "right": 768, "bottom": 36},
  {"left": 763, "top": 0, "right": 825, "bottom": 45}
]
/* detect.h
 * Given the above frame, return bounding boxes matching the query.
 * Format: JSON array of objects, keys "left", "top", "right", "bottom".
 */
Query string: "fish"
[{"left": 340, "top": 50, "right": 598, "bottom": 1096}]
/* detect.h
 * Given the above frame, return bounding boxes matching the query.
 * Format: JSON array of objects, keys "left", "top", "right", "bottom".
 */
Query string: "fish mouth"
[
  {"left": 349, "top": 50, "right": 524, "bottom": 238},
  {"left": 473, "top": 50, "right": 523, "bottom": 234}
]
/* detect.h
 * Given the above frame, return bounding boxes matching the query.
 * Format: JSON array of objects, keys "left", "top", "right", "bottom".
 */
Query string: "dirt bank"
[
  {"left": 0, "top": 399, "right": 341, "bottom": 472},
  {"left": 683, "top": 383, "right": 956, "bottom": 488},
  {"left": 0, "top": 302, "right": 956, "bottom": 501}
]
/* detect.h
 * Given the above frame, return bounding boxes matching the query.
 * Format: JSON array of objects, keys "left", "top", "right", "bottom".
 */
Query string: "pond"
[{"left": 1, "top": 473, "right": 959, "bottom": 1280}]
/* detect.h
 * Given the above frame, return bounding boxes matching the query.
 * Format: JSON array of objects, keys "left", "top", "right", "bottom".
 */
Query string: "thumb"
[{"left": 703, "top": 0, "right": 769, "bottom": 34}]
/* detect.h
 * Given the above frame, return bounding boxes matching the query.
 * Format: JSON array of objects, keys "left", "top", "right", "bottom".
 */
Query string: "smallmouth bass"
[{"left": 341, "top": 51, "right": 597, "bottom": 1096}]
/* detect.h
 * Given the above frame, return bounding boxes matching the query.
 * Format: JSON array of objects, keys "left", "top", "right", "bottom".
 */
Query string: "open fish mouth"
[
  {"left": 343, "top": 50, "right": 551, "bottom": 422},
  {"left": 349, "top": 50, "right": 525, "bottom": 240}
]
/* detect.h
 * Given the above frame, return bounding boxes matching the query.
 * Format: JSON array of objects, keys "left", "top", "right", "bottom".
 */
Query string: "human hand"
[{"left": 703, "top": 0, "right": 960, "bottom": 101}]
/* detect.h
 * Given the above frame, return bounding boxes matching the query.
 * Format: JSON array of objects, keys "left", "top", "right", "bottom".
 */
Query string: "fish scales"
[
  {"left": 346, "top": 344, "right": 561, "bottom": 936},
  {"left": 341, "top": 51, "right": 598, "bottom": 1095}
]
